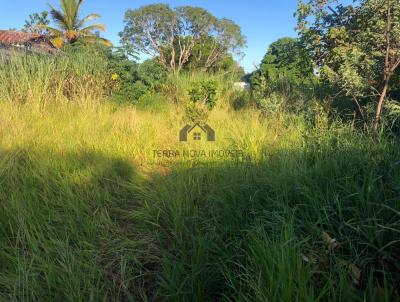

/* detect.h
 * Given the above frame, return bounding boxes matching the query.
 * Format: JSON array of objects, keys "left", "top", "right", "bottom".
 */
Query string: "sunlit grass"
[
  {"left": 0, "top": 53, "right": 399, "bottom": 301},
  {"left": 0, "top": 101, "right": 399, "bottom": 301}
]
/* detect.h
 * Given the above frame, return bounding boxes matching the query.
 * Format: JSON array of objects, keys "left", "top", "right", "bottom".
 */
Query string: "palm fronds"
[{"left": 45, "top": 0, "right": 112, "bottom": 47}]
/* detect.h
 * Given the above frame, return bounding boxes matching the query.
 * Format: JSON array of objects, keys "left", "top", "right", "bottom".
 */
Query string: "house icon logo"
[{"left": 179, "top": 123, "right": 215, "bottom": 142}]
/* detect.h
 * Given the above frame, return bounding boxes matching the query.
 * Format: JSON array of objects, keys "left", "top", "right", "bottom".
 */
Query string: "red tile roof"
[{"left": 0, "top": 30, "right": 43, "bottom": 45}]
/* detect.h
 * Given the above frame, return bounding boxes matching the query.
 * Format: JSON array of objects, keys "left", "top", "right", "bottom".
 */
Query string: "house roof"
[
  {"left": 179, "top": 123, "right": 216, "bottom": 142},
  {"left": 0, "top": 30, "right": 60, "bottom": 55},
  {"left": 188, "top": 124, "right": 207, "bottom": 134},
  {"left": 0, "top": 30, "right": 44, "bottom": 45}
]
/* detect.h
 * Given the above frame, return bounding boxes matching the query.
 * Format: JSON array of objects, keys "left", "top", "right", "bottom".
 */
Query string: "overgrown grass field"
[{"left": 0, "top": 53, "right": 399, "bottom": 301}]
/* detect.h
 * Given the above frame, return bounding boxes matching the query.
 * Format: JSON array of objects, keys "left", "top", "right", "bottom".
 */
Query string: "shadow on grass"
[
  {"left": 0, "top": 147, "right": 159, "bottom": 301},
  {"left": 136, "top": 144, "right": 400, "bottom": 301},
  {"left": 0, "top": 143, "right": 399, "bottom": 301}
]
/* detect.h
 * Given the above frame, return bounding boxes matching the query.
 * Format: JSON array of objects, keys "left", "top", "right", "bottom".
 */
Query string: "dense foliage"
[
  {"left": 120, "top": 4, "right": 246, "bottom": 73},
  {"left": 296, "top": 0, "right": 400, "bottom": 129},
  {"left": 250, "top": 37, "right": 316, "bottom": 114},
  {"left": 252, "top": 37, "right": 313, "bottom": 84},
  {"left": 107, "top": 51, "right": 168, "bottom": 103}
]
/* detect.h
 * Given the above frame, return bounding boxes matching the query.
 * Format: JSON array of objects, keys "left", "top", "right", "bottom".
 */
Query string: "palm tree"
[{"left": 46, "top": 0, "right": 112, "bottom": 47}]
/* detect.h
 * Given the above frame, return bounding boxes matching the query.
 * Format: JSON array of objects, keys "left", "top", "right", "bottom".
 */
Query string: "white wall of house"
[{"left": 233, "top": 82, "right": 251, "bottom": 91}]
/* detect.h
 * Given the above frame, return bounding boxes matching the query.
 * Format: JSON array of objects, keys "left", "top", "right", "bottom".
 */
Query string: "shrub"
[
  {"left": 188, "top": 80, "right": 218, "bottom": 110},
  {"left": 228, "top": 89, "right": 257, "bottom": 111},
  {"left": 251, "top": 74, "right": 317, "bottom": 115},
  {"left": 185, "top": 80, "right": 218, "bottom": 124},
  {"left": 137, "top": 59, "right": 168, "bottom": 89},
  {"left": 108, "top": 55, "right": 168, "bottom": 104}
]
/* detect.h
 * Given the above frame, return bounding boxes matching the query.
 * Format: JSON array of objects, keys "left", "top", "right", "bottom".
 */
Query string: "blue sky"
[{"left": 0, "top": 0, "right": 300, "bottom": 72}]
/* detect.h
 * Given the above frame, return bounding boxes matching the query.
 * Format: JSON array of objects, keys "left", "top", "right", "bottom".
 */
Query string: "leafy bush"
[
  {"left": 137, "top": 59, "right": 168, "bottom": 89},
  {"left": 230, "top": 90, "right": 254, "bottom": 111},
  {"left": 101, "top": 47, "right": 167, "bottom": 104},
  {"left": 185, "top": 80, "right": 218, "bottom": 124},
  {"left": 251, "top": 73, "right": 317, "bottom": 115},
  {"left": 159, "top": 72, "right": 232, "bottom": 107},
  {"left": 258, "top": 93, "right": 285, "bottom": 114},
  {"left": 250, "top": 37, "right": 317, "bottom": 114},
  {"left": 188, "top": 80, "right": 218, "bottom": 110}
]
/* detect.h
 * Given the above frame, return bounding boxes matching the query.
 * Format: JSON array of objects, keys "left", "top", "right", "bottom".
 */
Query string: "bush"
[
  {"left": 137, "top": 59, "right": 168, "bottom": 89},
  {"left": 188, "top": 80, "right": 218, "bottom": 110},
  {"left": 230, "top": 90, "right": 254, "bottom": 110},
  {"left": 185, "top": 80, "right": 218, "bottom": 124},
  {"left": 251, "top": 74, "right": 317, "bottom": 115},
  {"left": 109, "top": 56, "right": 168, "bottom": 104}
]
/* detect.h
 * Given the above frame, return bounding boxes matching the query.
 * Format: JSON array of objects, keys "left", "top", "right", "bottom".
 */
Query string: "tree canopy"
[
  {"left": 120, "top": 4, "right": 246, "bottom": 73},
  {"left": 251, "top": 37, "right": 314, "bottom": 85},
  {"left": 296, "top": 0, "right": 400, "bottom": 129},
  {"left": 249, "top": 37, "right": 315, "bottom": 114},
  {"left": 22, "top": 11, "right": 50, "bottom": 35},
  {"left": 46, "top": 0, "right": 112, "bottom": 48}
]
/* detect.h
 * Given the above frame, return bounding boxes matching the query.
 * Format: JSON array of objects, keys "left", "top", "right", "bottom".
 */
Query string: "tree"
[
  {"left": 164, "top": 34, "right": 244, "bottom": 75},
  {"left": 204, "top": 18, "right": 245, "bottom": 70},
  {"left": 250, "top": 38, "right": 314, "bottom": 98},
  {"left": 252, "top": 37, "right": 313, "bottom": 85},
  {"left": 120, "top": 4, "right": 246, "bottom": 73},
  {"left": 46, "top": 0, "right": 112, "bottom": 48},
  {"left": 250, "top": 37, "right": 315, "bottom": 112},
  {"left": 369, "top": 0, "right": 400, "bottom": 130},
  {"left": 23, "top": 11, "right": 50, "bottom": 35},
  {"left": 296, "top": 0, "right": 400, "bottom": 131},
  {"left": 174, "top": 6, "right": 219, "bottom": 72}
]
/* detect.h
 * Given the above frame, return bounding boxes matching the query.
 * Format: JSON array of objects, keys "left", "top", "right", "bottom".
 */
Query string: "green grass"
[
  {"left": 0, "top": 101, "right": 399, "bottom": 301},
  {"left": 0, "top": 53, "right": 399, "bottom": 301},
  {"left": 0, "top": 50, "right": 109, "bottom": 107}
]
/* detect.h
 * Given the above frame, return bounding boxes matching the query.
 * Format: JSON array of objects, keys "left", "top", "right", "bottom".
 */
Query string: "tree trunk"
[
  {"left": 374, "top": 77, "right": 390, "bottom": 132},
  {"left": 373, "top": 0, "right": 392, "bottom": 133},
  {"left": 352, "top": 96, "right": 369, "bottom": 132}
]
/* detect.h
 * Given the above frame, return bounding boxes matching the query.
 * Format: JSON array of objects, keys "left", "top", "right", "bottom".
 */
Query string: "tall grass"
[
  {"left": 157, "top": 72, "right": 238, "bottom": 108},
  {"left": 0, "top": 49, "right": 109, "bottom": 108},
  {"left": 0, "top": 53, "right": 399, "bottom": 301}
]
